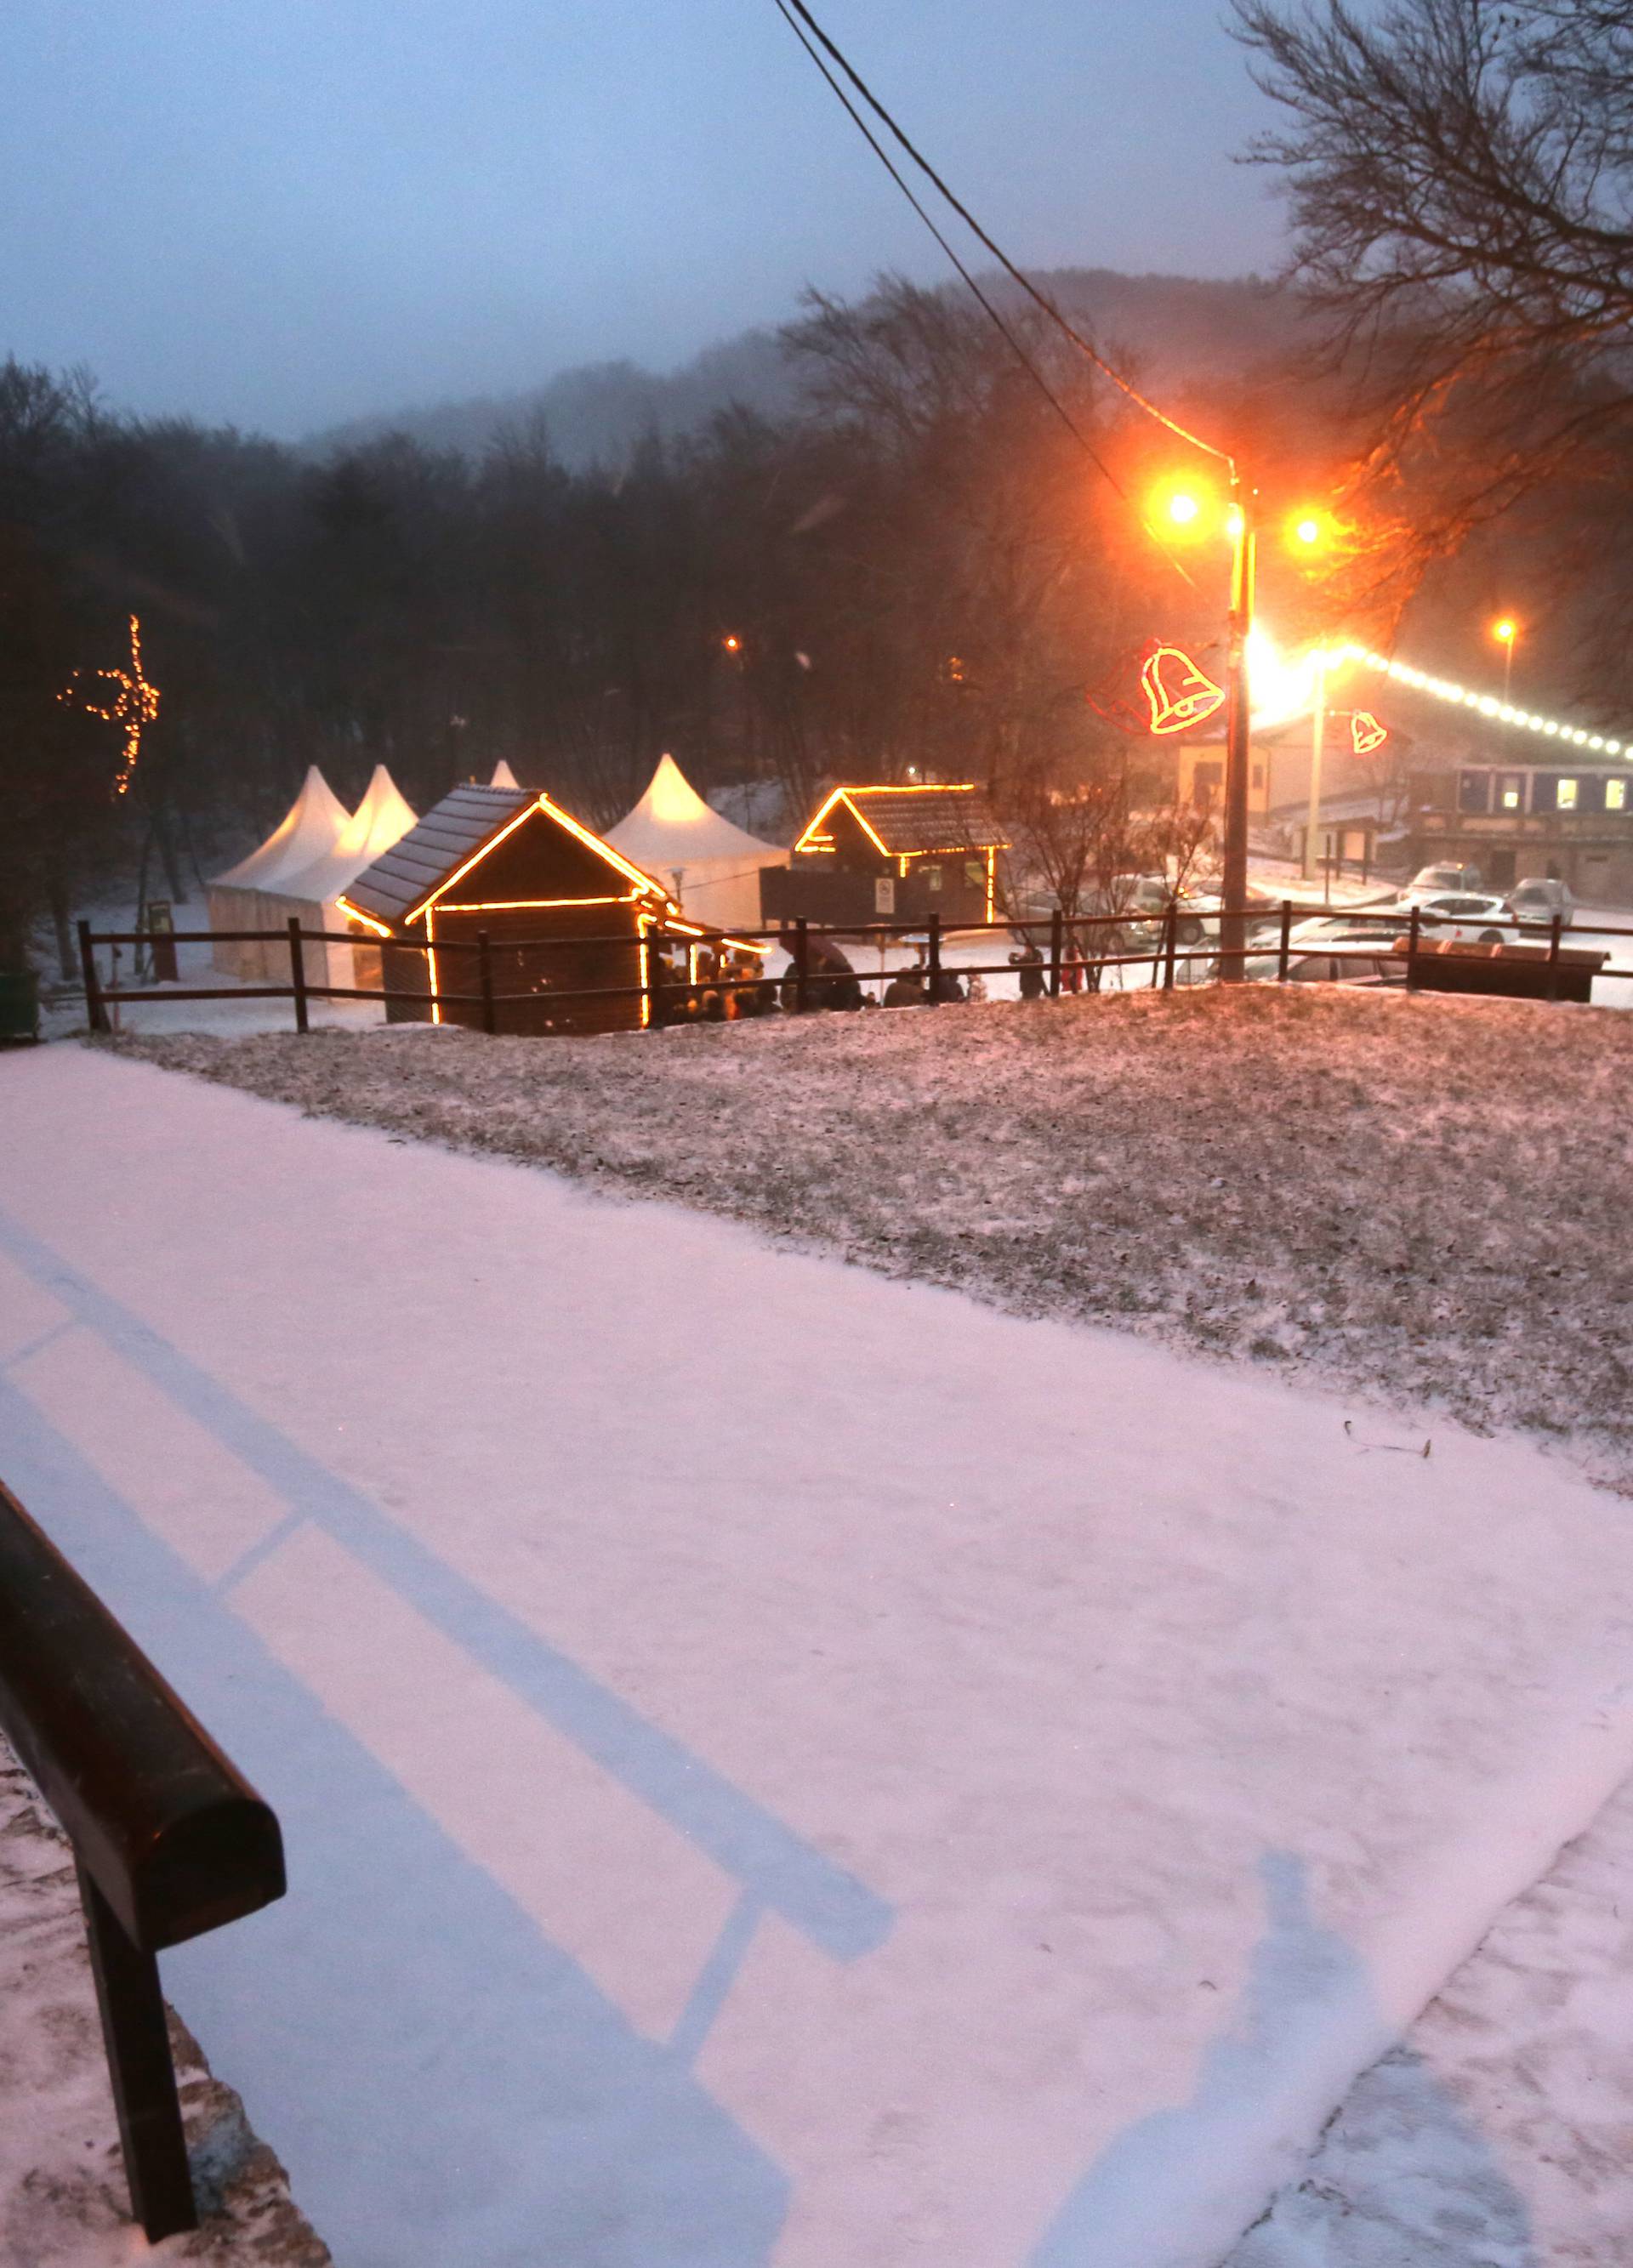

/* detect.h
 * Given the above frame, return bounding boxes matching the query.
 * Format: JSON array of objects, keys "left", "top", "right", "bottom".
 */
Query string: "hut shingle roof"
[
  {"left": 813, "top": 787, "right": 1008, "bottom": 856},
  {"left": 343, "top": 785, "right": 532, "bottom": 924}
]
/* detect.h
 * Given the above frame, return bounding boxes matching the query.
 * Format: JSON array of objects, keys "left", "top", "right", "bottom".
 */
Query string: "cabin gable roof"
[
  {"left": 797, "top": 784, "right": 1008, "bottom": 859},
  {"left": 342, "top": 785, "right": 670, "bottom": 927}
]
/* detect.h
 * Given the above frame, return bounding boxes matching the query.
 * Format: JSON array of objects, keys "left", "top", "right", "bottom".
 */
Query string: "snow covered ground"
[
  {"left": 5, "top": 1045, "right": 1633, "bottom": 2265},
  {"left": 122, "top": 982, "right": 1633, "bottom": 1486},
  {"left": 1226, "top": 1771, "right": 1633, "bottom": 2266},
  {"left": 0, "top": 1737, "right": 329, "bottom": 2265}
]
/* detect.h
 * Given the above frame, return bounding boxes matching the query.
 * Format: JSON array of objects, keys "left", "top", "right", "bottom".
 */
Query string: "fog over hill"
[{"left": 304, "top": 267, "right": 1313, "bottom": 466}]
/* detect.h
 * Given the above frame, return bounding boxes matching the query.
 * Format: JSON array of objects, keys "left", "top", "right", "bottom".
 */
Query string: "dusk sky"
[{"left": 1, "top": 1, "right": 1287, "bottom": 438}]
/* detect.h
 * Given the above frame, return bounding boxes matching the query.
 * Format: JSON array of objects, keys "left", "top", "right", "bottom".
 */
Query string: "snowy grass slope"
[
  {"left": 122, "top": 984, "right": 1633, "bottom": 1484},
  {"left": 6, "top": 1045, "right": 1633, "bottom": 2266}
]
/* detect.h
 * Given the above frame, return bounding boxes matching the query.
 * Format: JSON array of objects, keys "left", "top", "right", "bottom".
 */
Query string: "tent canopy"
[
  {"left": 213, "top": 766, "right": 351, "bottom": 890},
  {"left": 278, "top": 765, "right": 418, "bottom": 907},
  {"left": 607, "top": 753, "right": 784, "bottom": 878}
]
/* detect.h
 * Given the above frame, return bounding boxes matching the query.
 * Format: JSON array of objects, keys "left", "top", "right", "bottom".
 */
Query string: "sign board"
[
  {"left": 146, "top": 901, "right": 178, "bottom": 983},
  {"left": 874, "top": 878, "right": 896, "bottom": 915}
]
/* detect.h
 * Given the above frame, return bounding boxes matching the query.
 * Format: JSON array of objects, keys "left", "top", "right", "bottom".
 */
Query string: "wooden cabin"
[
  {"left": 339, "top": 784, "right": 678, "bottom": 1036},
  {"left": 763, "top": 784, "right": 1007, "bottom": 928}
]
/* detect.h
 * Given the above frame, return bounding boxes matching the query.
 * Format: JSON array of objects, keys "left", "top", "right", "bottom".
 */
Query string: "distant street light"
[
  {"left": 721, "top": 634, "right": 743, "bottom": 654},
  {"left": 1492, "top": 617, "right": 1518, "bottom": 702}
]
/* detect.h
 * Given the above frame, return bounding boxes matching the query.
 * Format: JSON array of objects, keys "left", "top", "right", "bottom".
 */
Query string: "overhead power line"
[
  {"left": 775, "top": 0, "right": 1235, "bottom": 472},
  {"left": 768, "top": 0, "right": 1130, "bottom": 501}
]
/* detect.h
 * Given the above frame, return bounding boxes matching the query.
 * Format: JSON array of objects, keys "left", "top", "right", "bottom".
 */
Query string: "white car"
[
  {"left": 1243, "top": 914, "right": 1414, "bottom": 986},
  {"left": 1413, "top": 892, "right": 1511, "bottom": 944}
]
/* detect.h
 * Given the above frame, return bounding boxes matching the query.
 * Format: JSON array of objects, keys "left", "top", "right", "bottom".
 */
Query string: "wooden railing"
[
  {"left": 75, "top": 902, "right": 1627, "bottom": 1036},
  {"left": 0, "top": 1479, "right": 286, "bottom": 2240}
]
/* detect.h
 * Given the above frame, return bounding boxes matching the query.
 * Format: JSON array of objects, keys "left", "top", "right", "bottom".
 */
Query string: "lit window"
[
  {"left": 1556, "top": 777, "right": 1579, "bottom": 810},
  {"left": 1499, "top": 776, "right": 1524, "bottom": 810},
  {"left": 1607, "top": 778, "right": 1627, "bottom": 811}
]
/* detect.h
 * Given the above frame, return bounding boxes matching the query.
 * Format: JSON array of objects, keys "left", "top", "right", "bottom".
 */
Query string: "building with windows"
[{"left": 1407, "top": 761, "right": 1633, "bottom": 901}]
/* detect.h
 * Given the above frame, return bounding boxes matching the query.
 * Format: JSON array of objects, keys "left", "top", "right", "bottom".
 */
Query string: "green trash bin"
[{"left": 0, "top": 963, "right": 41, "bottom": 1043}]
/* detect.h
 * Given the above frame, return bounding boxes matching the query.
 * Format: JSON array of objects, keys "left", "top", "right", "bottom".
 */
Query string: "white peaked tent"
[
  {"left": 276, "top": 765, "right": 420, "bottom": 988},
  {"left": 606, "top": 753, "right": 787, "bottom": 931},
  {"left": 490, "top": 759, "right": 521, "bottom": 789},
  {"left": 208, "top": 764, "right": 418, "bottom": 989},
  {"left": 208, "top": 767, "right": 352, "bottom": 980}
]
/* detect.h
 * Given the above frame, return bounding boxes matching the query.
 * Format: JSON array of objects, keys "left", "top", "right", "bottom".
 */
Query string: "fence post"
[
  {"left": 1407, "top": 904, "right": 1421, "bottom": 991},
  {"left": 1048, "top": 907, "right": 1063, "bottom": 1000},
  {"left": 925, "top": 912, "right": 942, "bottom": 1006},
  {"left": 77, "top": 918, "right": 110, "bottom": 1035},
  {"left": 477, "top": 930, "right": 497, "bottom": 1035},
  {"left": 794, "top": 918, "right": 810, "bottom": 1015},
  {"left": 77, "top": 1863, "right": 196, "bottom": 2242},
  {"left": 1162, "top": 903, "right": 1177, "bottom": 992},
  {"left": 286, "top": 916, "right": 310, "bottom": 1035},
  {"left": 1277, "top": 899, "right": 1293, "bottom": 984}
]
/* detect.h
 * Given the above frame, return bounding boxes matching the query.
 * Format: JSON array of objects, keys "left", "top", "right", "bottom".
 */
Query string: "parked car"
[
  {"left": 1414, "top": 892, "right": 1511, "bottom": 943},
  {"left": 1243, "top": 915, "right": 1413, "bottom": 986},
  {"left": 1403, "top": 861, "right": 1484, "bottom": 903},
  {"left": 1506, "top": 877, "right": 1575, "bottom": 930}
]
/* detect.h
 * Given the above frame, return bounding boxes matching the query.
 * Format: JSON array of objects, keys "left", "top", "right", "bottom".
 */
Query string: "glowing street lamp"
[{"left": 1491, "top": 617, "right": 1518, "bottom": 702}]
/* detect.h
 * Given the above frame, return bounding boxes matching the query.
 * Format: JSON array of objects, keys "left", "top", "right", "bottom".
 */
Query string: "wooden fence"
[{"left": 76, "top": 903, "right": 1620, "bottom": 1036}]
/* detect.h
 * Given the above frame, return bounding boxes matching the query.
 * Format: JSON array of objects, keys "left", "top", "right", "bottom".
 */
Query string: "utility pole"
[
  {"left": 1219, "top": 477, "right": 1256, "bottom": 981},
  {"left": 1301, "top": 652, "right": 1328, "bottom": 883}
]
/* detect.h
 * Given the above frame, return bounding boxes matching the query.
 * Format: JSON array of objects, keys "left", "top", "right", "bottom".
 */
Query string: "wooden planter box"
[{"left": 1392, "top": 935, "right": 1607, "bottom": 1003}]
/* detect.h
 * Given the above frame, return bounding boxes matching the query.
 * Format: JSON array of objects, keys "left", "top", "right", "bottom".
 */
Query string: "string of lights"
[
  {"left": 768, "top": 0, "right": 1129, "bottom": 505},
  {"left": 1341, "top": 647, "right": 1630, "bottom": 759},
  {"left": 58, "top": 614, "right": 160, "bottom": 799}
]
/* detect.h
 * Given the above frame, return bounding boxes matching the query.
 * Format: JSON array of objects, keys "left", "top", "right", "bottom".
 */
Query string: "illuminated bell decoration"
[
  {"left": 1141, "top": 643, "right": 1226, "bottom": 736},
  {"left": 1350, "top": 710, "right": 1388, "bottom": 757}
]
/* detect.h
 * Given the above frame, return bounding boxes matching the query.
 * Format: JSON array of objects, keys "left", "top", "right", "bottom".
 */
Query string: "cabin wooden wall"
[{"left": 430, "top": 902, "right": 647, "bottom": 1034}]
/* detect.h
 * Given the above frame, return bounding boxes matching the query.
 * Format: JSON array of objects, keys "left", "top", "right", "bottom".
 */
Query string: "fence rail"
[
  {"left": 75, "top": 900, "right": 1623, "bottom": 1037},
  {"left": 0, "top": 1478, "right": 286, "bottom": 2241}
]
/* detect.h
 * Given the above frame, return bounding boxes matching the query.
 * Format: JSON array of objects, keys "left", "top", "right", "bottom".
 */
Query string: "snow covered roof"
[
  {"left": 796, "top": 784, "right": 1008, "bottom": 857},
  {"left": 212, "top": 766, "right": 351, "bottom": 890},
  {"left": 607, "top": 753, "right": 785, "bottom": 873},
  {"left": 276, "top": 765, "right": 418, "bottom": 906}
]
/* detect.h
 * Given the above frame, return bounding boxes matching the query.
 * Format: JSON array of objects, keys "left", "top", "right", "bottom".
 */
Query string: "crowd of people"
[{"left": 652, "top": 928, "right": 1114, "bottom": 1024}]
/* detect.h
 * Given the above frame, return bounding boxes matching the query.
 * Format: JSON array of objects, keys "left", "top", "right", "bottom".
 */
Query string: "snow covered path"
[{"left": 5, "top": 1046, "right": 1633, "bottom": 2268}]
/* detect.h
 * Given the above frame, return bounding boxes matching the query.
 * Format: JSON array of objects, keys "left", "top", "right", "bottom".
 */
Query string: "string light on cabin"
[{"left": 59, "top": 614, "right": 160, "bottom": 797}]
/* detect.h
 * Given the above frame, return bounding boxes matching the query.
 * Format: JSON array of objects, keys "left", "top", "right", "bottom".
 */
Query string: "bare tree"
[{"left": 1233, "top": 0, "right": 1633, "bottom": 599}]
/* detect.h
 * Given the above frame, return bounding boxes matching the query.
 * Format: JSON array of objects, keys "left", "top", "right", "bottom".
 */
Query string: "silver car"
[{"left": 1506, "top": 878, "right": 1575, "bottom": 930}]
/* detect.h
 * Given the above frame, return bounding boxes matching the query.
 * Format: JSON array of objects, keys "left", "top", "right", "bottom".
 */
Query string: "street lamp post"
[
  {"left": 1301, "top": 651, "right": 1328, "bottom": 884},
  {"left": 1493, "top": 617, "right": 1517, "bottom": 702},
  {"left": 1220, "top": 478, "right": 1256, "bottom": 982}
]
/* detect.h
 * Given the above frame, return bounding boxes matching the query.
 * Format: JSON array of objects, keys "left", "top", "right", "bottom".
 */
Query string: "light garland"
[
  {"left": 1339, "top": 646, "right": 1628, "bottom": 759},
  {"left": 59, "top": 614, "right": 159, "bottom": 797}
]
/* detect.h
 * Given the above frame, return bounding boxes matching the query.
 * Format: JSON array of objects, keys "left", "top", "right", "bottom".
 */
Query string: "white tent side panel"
[
  {"left": 209, "top": 766, "right": 353, "bottom": 979},
  {"left": 659, "top": 855, "right": 786, "bottom": 932}
]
